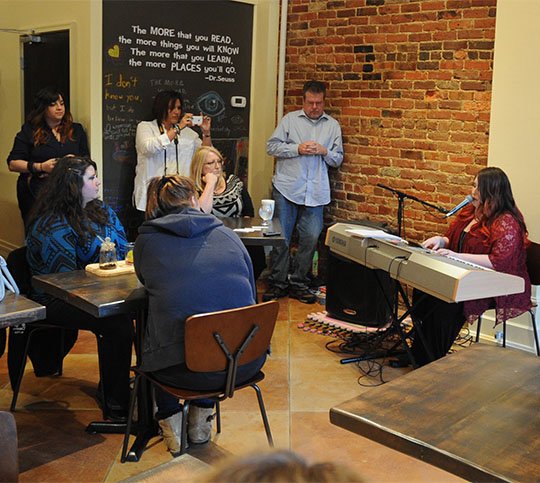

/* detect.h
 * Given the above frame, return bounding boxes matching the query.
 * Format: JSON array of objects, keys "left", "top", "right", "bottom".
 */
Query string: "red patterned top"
[{"left": 446, "top": 205, "right": 531, "bottom": 324}]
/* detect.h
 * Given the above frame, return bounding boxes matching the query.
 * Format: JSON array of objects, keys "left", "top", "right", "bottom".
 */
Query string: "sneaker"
[
  {"left": 289, "top": 286, "right": 316, "bottom": 304},
  {"left": 262, "top": 285, "right": 289, "bottom": 302},
  {"left": 188, "top": 406, "right": 214, "bottom": 444},
  {"left": 158, "top": 411, "right": 185, "bottom": 457}
]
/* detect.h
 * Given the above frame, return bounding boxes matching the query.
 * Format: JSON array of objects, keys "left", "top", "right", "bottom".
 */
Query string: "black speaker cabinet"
[{"left": 325, "top": 251, "right": 395, "bottom": 327}]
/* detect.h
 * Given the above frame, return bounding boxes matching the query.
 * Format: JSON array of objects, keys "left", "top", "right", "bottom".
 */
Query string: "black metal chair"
[
  {"left": 475, "top": 241, "right": 540, "bottom": 355},
  {"left": 6, "top": 247, "right": 106, "bottom": 415},
  {"left": 121, "top": 300, "right": 279, "bottom": 462}
]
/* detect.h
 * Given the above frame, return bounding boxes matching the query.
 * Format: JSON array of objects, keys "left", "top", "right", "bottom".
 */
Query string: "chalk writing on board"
[
  {"left": 109, "top": 24, "right": 242, "bottom": 84},
  {"left": 102, "top": 72, "right": 142, "bottom": 140},
  {"left": 102, "top": 0, "right": 254, "bottom": 238}
]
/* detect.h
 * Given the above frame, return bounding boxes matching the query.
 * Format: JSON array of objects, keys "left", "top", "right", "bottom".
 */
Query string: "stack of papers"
[{"left": 345, "top": 228, "right": 403, "bottom": 243}]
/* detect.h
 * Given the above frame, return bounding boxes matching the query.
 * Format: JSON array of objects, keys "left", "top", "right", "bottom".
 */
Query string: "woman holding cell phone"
[{"left": 133, "top": 90, "right": 212, "bottom": 213}]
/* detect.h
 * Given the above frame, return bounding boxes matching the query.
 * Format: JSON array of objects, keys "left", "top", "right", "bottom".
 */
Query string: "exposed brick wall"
[{"left": 284, "top": 0, "right": 496, "bottom": 241}]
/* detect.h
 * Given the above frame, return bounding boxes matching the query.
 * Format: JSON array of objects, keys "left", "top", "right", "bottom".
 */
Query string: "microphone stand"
[
  {"left": 338, "top": 183, "right": 448, "bottom": 366},
  {"left": 338, "top": 183, "right": 448, "bottom": 367},
  {"left": 376, "top": 183, "right": 448, "bottom": 236}
]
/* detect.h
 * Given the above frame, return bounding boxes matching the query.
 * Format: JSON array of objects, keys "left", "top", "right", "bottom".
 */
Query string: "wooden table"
[
  {"left": 330, "top": 345, "right": 540, "bottom": 482},
  {"left": 0, "top": 292, "right": 46, "bottom": 330},
  {"left": 32, "top": 270, "right": 151, "bottom": 459},
  {"left": 32, "top": 270, "right": 144, "bottom": 319},
  {"left": 222, "top": 217, "right": 285, "bottom": 247}
]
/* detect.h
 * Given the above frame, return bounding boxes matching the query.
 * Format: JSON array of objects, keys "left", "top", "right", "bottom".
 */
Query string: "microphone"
[{"left": 445, "top": 195, "right": 473, "bottom": 218}]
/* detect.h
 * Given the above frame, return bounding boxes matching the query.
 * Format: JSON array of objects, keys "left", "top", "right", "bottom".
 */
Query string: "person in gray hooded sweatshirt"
[{"left": 134, "top": 175, "right": 263, "bottom": 457}]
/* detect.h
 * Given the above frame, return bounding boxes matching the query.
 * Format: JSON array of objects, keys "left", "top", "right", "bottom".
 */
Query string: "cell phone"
[
  {"left": 191, "top": 115, "right": 203, "bottom": 126},
  {"left": 263, "top": 231, "right": 281, "bottom": 237}
]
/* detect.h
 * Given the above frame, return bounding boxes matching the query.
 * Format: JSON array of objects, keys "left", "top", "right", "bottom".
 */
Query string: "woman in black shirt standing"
[{"left": 7, "top": 87, "right": 89, "bottom": 227}]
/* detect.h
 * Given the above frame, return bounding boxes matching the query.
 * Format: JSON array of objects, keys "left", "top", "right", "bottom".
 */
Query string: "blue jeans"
[{"left": 269, "top": 188, "right": 324, "bottom": 290}]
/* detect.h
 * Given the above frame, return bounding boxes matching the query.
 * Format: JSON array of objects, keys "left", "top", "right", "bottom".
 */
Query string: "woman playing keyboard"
[{"left": 410, "top": 167, "right": 531, "bottom": 366}]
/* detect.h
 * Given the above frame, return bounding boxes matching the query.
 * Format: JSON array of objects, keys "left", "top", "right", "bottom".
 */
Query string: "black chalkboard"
[{"left": 102, "top": 0, "right": 253, "bottom": 238}]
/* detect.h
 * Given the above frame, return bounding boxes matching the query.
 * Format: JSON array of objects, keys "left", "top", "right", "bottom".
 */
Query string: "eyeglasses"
[{"left": 204, "top": 159, "right": 223, "bottom": 168}]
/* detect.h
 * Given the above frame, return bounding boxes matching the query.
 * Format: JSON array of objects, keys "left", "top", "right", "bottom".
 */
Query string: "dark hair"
[
  {"left": 475, "top": 166, "right": 527, "bottom": 235},
  {"left": 27, "top": 87, "right": 74, "bottom": 145},
  {"left": 152, "top": 90, "right": 184, "bottom": 123},
  {"left": 303, "top": 80, "right": 326, "bottom": 98},
  {"left": 145, "top": 175, "right": 196, "bottom": 220},
  {"left": 26, "top": 156, "right": 108, "bottom": 239}
]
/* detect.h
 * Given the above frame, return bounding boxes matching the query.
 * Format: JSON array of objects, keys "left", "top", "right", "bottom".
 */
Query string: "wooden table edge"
[
  {"left": 0, "top": 293, "right": 46, "bottom": 328},
  {"left": 329, "top": 406, "right": 507, "bottom": 483},
  {"left": 32, "top": 272, "right": 143, "bottom": 319}
]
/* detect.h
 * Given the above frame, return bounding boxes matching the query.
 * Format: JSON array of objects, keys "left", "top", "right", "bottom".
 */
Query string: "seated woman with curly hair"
[{"left": 25, "top": 155, "right": 133, "bottom": 420}]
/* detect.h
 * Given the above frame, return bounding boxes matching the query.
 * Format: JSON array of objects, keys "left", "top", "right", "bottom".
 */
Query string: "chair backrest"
[
  {"left": 0, "top": 411, "right": 19, "bottom": 481},
  {"left": 6, "top": 246, "right": 31, "bottom": 295},
  {"left": 184, "top": 300, "right": 279, "bottom": 373},
  {"left": 526, "top": 241, "right": 540, "bottom": 286}
]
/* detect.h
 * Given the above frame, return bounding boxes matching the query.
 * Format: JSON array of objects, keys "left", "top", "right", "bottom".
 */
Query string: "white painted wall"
[
  {"left": 0, "top": 1, "right": 94, "bottom": 253},
  {"left": 486, "top": 0, "right": 540, "bottom": 352},
  {"left": 489, "top": 0, "right": 540, "bottom": 241}
]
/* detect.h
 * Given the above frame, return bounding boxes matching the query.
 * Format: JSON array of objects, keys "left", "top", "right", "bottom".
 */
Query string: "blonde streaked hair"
[
  {"left": 190, "top": 146, "right": 225, "bottom": 193},
  {"left": 197, "top": 449, "right": 364, "bottom": 483},
  {"left": 145, "top": 175, "right": 197, "bottom": 220}
]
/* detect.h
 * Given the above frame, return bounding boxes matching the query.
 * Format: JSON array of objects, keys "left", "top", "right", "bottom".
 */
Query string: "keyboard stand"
[{"left": 340, "top": 270, "right": 435, "bottom": 368}]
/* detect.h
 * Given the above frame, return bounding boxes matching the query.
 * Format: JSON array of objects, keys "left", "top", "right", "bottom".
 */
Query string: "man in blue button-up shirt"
[{"left": 263, "top": 80, "right": 343, "bottom": 303}]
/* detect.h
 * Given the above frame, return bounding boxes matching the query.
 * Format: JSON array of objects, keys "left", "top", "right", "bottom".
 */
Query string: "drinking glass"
[
  {"left": 259, "top": 204, "right": 273, "bottom": 226},
  {"left": 259, "top": 199, "right": 275, "bottom": 226},
  {"left": 125, "top": 242, "right": 135, "bottom": 265}
]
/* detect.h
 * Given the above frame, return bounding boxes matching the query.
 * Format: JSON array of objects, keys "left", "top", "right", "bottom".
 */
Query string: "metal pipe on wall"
[{"left": 277, "top": 0, "right": 288, "bottom": 120}]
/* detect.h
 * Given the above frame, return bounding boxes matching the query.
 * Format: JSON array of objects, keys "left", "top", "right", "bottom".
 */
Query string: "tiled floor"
[{"left": 0, "top": 288, "right": 464, "bottom": 482}]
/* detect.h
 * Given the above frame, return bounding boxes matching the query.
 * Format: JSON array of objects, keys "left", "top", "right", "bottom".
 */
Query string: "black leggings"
[{"left": 410, "top": 290, "right": 465, "bottom": 367}]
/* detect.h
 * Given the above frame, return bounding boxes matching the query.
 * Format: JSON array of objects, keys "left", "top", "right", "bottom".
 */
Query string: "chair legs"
[
  {"left": 251, "top": 383, "right": 274, "bottom": 447},
  {"left": 9, "top": 328, "right": 33, "bottom": 411},
  {"left": 121, "top": 381, "right": 272, "bottom": 463},
  {"left": 475, "top": 316, "right": 483, "bottom": 343},
  {"left": 475, "top": 311, "right": 540, "bottom": 356},
  {"left": 9, "top": 325, "right": 66, "bottom": 411},
  {"left": 122, "top": 377, "right": 191, "bottom": 461},
  {"left": 529, "top": 310, "right": 540, "bottom": 356},
  {"left": 181, "top": 402, "right": 189, "bottom": 455},
  {"left": 121, "top": 373, "right": 140, "bottom": 463},
  {"left": 215, "top": 401, "right": 221, "bottom": 434}
]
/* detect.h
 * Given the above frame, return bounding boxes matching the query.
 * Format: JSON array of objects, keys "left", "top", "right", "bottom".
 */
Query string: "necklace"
[{"left": 52, "top": 128, "right": 61, "bottom": 142}]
